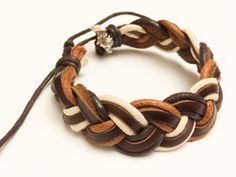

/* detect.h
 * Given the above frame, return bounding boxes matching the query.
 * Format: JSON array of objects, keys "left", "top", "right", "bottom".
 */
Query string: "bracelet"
[{"left": 0, "top": 12, "right": 223, "bottom": 156}]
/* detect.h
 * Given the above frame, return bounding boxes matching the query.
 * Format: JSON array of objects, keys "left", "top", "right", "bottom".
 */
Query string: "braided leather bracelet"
[{"left": 0, "top": 12, "right": 223, "bottom": 156}]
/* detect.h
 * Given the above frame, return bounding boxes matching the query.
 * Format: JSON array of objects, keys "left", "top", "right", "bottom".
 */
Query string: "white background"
[{"left": 0, "top": 0, "right": 235, "bottom": 176}]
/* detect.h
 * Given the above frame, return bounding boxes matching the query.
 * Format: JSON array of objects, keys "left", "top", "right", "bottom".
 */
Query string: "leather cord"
[{"left": 0, "top": 68, "right": 58, "bottom": 148}]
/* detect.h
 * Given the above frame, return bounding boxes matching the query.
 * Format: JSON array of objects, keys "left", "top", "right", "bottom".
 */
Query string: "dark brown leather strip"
[
  {"left": 63, "top": 112, "right": 85, "bottom": 125},
  {"left": 164, "top": 92, "right": 206, "bottom": 120},
  {"left": 160, "top": 119, "right": 194, "bottom": 147},
  {"left": 122, "top": 18, "right": 169, "bottom": 49},
  {"left": 102, "top": 101, "right": 145, "bottom": 133},
  {"left": 173, "top": 100, "right": 206, "bottom": 120},
  {"left": 141, "top": 109, "right": 180, "bottom": 128},
  {"left": 164, "top": 92, "right": 206, "bottom": 105},
  {"left": 122, "top": 33, "right": 156, "bottom": 48},
  {"left": 72, "top": 84, "right": 104, "bottom": 124},
  {"left": 83, "top": 120, "right": 124, "bottom": 143},
  {"left": 89, "top": 91, "right": 110, "bottom": 121},
  {"left": 53, "top": 72, "right": 74, "bottom": 108},
  {"left": 192, "top": 102, "right": 217, "bottom": 137},
  {"left": 216, "top": 84, "right": 223, "bottom": 111},
  {"left": 178, "top": 48, "right": 197, "bottom": 64},
  {"left": 199, "top": 42, "right": 213, "bottom": 67},
  {"left": 116, "top": 125, "right": 165, "bottom": 156},
  {"left": 213, "top": 66, "right": 221, "bottom": 79},
  {"left": 197, "top": 84, "right": 219, "bottom": 98},
  {"left": 55, "top": 56, "right": 81, "bottom": 74},
  {"left": 132, "top": 18, "right": 168, "bottom": 41}
]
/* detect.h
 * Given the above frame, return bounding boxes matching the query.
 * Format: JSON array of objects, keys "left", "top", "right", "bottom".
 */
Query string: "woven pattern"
[{"left": 51, "top": 14, "right": 223, "bottom": 156}]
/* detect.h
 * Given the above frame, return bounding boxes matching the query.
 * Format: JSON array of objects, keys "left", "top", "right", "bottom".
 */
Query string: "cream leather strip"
[
  {"left": 166, "top": 115, "right": 188, "bottom": 138},
  {"left": 155, "top": 120, "right": 196, "bottom": 152}
]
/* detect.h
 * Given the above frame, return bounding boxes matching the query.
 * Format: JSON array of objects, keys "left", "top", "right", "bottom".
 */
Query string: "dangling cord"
[
  {"left": 0, "top": 67, "right": 60, "bottom": 148},
  {"left": 0, "top": 11, "right": 151, "bottom": 149}
]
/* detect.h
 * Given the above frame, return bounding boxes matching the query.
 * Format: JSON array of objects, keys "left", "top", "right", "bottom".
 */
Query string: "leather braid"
[{"left": 50, "top": 14, "right": 222, "bottom": 156}]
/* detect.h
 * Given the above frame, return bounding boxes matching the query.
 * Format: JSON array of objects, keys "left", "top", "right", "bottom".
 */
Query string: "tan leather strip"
[
  {"left": 116, "top": 125, "right": 165, "bottom": 156},
  {"left": 88, "top": 120, "right": 114, "bottom": 133},
  {"left": 139, "top": 107, "right": 180, "bottom": 128},
  {"left": 131, "top": 99, "right": 181, "bottom": 118},
  {"left": 83, "top": 120, "right": 125, "bottom": 145},
  {"left": 138, "top": 107, "right": 176, "bottom": 133},
  {"left": 178, "top": 48, "right": 198, "bottom": 64},
  {"left": 147, "top": 119, "right": 174, "bottom": 133},
  {"left": 172, "top": 100, "right": 206, "bottom": 120}
]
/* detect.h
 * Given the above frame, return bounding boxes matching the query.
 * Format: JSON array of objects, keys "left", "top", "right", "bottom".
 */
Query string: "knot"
[
  {"left": 63, "top": 40, "right": 74, "bottom": 56},
  {"left": 55, "top": 56, "right": 81, "bottom": 74},
  {"left": 91, "top": 24, "right": 122, "bottom": 56},
  {"left": 55, "top": 45, "right": 87, "bottom": 74}
]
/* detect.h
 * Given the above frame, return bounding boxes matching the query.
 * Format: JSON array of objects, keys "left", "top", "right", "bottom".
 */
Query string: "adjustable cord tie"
[{"left": 92, "top": 24, "right": 122, "bottom": 55}]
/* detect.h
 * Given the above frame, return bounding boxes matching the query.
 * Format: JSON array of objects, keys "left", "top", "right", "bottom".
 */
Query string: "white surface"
[{"left": 0, "top": 0, "right": 235, "bottom": 176}]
